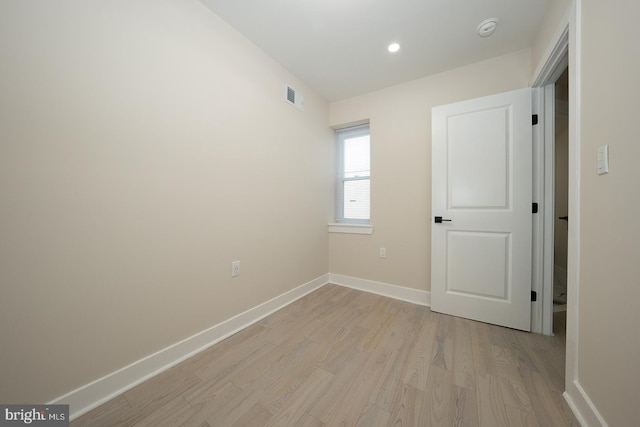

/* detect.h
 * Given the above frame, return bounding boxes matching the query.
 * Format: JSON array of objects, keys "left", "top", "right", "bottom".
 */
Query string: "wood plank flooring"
[{"left": 71, "top": 284, "right": 578, "bottom": 426}]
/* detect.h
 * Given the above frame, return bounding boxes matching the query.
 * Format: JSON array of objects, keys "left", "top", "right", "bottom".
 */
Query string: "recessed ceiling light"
[
  {"left": 477, "top": 18, "right": 499, "bottom": 37},
  {"left": 387, "top": 43, "right": 400, "bottom": 53}
]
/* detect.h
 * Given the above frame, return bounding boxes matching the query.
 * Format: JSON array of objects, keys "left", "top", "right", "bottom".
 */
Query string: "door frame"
[
  {"left": 531, "top": 0, "right": 586, "bottom": 422},
  {"left": 532, "top": 28, "right": 570, "bottom": 337}
]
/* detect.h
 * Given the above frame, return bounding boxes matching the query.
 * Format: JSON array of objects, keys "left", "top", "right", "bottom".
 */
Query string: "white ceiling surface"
[{"left": 200, "top": 0, "right": 551, "bottom": 101}]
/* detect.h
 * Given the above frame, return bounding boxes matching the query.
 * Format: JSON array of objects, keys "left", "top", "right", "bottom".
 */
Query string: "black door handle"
[
  {"left": 559, "top": 216, "right": 568, "bottom": 221},
  {"left": 434, "top": 216, "right": 452, "bottom": 223}
]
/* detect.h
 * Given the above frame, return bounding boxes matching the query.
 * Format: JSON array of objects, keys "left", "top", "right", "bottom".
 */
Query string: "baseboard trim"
[
  {"left": 52, "top": 273, "right": 330, "bottom": 421},
  {"left": 329, "top": 273, "right": 430, "bottom": 306},
  {"left": 564, "top": 380, "right": 608, "bottom": 427}
]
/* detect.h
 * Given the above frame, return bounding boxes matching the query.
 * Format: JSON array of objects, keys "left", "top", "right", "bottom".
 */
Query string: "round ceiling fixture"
[
  {"left": 477, "top": 18, "right": 499, "bottom": 37},
  {"left": 388, "top": 43, "right": 400, "bottom": 53}
]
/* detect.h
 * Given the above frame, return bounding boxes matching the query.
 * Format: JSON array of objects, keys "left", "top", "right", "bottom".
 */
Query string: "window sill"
[{"left": 328, "top": 223, "right": 374, "bottom": 235}]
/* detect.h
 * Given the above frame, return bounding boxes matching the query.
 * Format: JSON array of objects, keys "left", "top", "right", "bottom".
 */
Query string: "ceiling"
[{"left": 200, "top": 0, "right": 551, "bottom": 102}]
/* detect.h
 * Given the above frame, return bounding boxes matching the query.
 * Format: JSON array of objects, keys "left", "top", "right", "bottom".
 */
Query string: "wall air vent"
[{"left": 285, "top": 84, "right": 304, "bottom": 111}]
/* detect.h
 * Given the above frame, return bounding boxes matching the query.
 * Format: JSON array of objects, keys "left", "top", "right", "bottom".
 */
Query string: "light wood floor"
[{"left": 71, "top": 284, "right": 578, "bottom": 426}]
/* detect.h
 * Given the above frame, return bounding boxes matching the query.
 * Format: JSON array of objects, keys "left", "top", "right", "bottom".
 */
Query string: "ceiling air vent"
[{"left": 285, "top": 84, "right": 304, "bottom": 111}]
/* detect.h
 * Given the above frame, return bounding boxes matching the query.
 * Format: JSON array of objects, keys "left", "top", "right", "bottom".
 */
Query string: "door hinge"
[
  {"left": 532, "top": 114, "right": 539, "bottom": 125},
  {"left": 531, "top": 291, "right": 537, "bottom": 302},
  {"left": 532, "top": 202, "right": 539, "bottom": 214}
]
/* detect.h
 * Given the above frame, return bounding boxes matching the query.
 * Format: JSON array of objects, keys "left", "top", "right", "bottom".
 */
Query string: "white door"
[{"left": 431, "top": 88, "right": 532, "bottom": 331}]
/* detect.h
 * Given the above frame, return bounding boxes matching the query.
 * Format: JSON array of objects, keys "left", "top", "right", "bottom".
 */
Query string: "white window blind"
[{"left": 335, "top": 125, "right": 370, "bottom": 223}]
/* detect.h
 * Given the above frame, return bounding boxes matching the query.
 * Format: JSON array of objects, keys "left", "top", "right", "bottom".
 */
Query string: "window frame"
[{"left": 335, "top": 124, "right": 370, "bottom": 224}]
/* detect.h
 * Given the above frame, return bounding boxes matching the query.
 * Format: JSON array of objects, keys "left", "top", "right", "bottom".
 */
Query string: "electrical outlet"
[
  {"left": 379, "top": 247, "right": 387, "bottom": 258},
  {"left": 231, "top": 261, "right": 240, "bottom": 277}
]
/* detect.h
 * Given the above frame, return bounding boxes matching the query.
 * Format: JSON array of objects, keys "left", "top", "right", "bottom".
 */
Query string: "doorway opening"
[
  {"left": 531, "top": 26, "right": 573, "bottom": 338},
  {"left": 530, "top": 6, "right": 581, "bottom": 416},
  {"left": 552, "top": 67, "right": 569, "bottom": 337}
]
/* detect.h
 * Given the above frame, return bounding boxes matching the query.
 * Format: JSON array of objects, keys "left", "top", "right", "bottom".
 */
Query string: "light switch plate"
[{"left": 597, "top": 144, "right": 609, "bottom": 175}]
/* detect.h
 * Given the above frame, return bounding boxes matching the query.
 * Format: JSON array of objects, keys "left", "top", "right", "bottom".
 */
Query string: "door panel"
[
  {"left": 448, "top": 107, "right": 510, "bottom": 209},
  {"left": 447, "top": 231, "right": 510, "bottom": 299},
  {"left": 431, "top": 88, "right": 532, "bottom": 331}
]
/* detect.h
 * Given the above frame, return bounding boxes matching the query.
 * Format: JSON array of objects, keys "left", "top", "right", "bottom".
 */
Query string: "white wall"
[
  {"left": 0, "top": 0, "right": 332, "bottom": 404},
  {"left": 328, "top": 50, "right": 532, "bottom": 291},
  {"left": 576, "top": 1, "right": 640, "bottom": 425},
  {"left": 531, "top": 0, "right": 572, "bottom": 78},
  {"left": 531, "top": 1, "right": 640, "bottom": 425}
]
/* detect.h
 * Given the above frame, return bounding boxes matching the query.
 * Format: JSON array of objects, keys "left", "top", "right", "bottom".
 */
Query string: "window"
[{"left": 335, "top": 124, "right": 370, "bottom": 223}]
